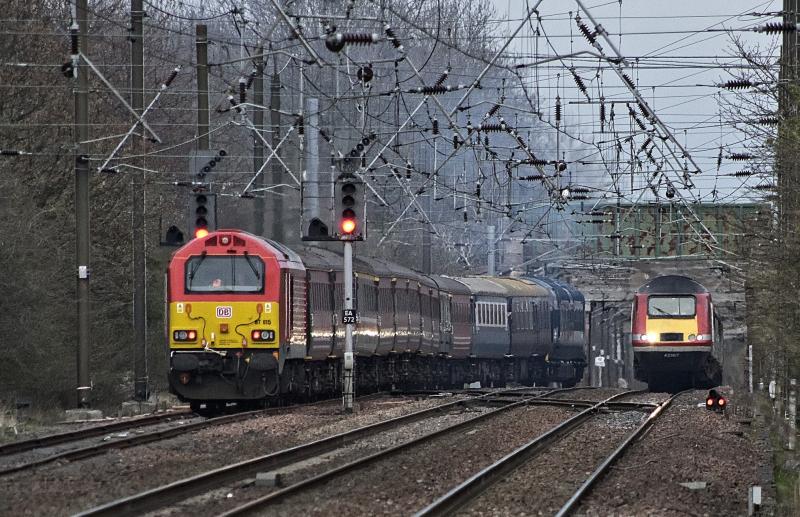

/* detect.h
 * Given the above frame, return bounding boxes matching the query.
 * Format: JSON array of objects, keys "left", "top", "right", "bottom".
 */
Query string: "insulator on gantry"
[
  {"left": 639, "top": 137, "right": 652, "bottom": 153},
  {"left": 384, "top": 24, "right": 404, "bottom": 51},
  {"left": 575, "top": 14, "right": 597, "bottom": 45},
  {"left": 522, "top": 158, "right": 548, "bottom": 167},
  {"left": 435, "top": 69, "right": 449, "bottom": 87},
  {"left": 599, "top": 98, "right": 606, "bottom": 132},
  {"left": 628, "top": 105, "right": 646, "bottom": 131},
  {"left": 409, "top": 84, "right": 464, "bottom": 94},
  {"left": 571, "top": 68, "right": 589, "bottom": 99},
  {"left": 620, "top": 73, "right": 636, "bottom": 91},
  {"left": 729, "top": 152, "right": 754, "bottom": 161},
  {"left": 432, "top": 119, "right": 439, "bottom": 134},
  {"left": 638, "top": 102, "right": 651, "bottom": 119},
  {"left": 758, "top": 116, "right": 780, "bottom": 125},
  {"left": 325, "top": 32, "right": 379, "bottom": 52},
  {"left": 755, "top": 21, "right": 799, "bottom": 34},
  {"left": 555, "top": 96, "right": 562, "bottom": 125},
  {"left": 477, "top": 123, "right": 506, "bottom": 132},
  {"left": 720, "top": 79, "right": 754, "bottom": 90}
]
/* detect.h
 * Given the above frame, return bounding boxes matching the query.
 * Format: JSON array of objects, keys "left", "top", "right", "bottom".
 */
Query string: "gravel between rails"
[
  {"left": 0, "top": 396, "right": 458, "bottom": 516},
  {"left": 152, "top": 405, "right": 497, "bottom": 516},
  {"left": 459, "top": 410, "right": 646, "bottom": 517},
  {"left": 241, "top": 404, "right": 578, "bottom": 516},
  {"left": 576, "top": 390, "right": 773, "bottom": 517},
  {"left": 548, "top": 387, "right": 628, "bottom": 402},
  {"left": 0, "top": 414, "right": 205, "bottom": 471}
]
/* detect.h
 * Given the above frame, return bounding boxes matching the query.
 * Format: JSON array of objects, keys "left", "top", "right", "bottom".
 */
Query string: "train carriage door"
[
  {"left": 279, "top": 271, "right": 291, "bottom": 370},
  {"left": 391, "top": 278, "right": 399, "bottom": 352}
]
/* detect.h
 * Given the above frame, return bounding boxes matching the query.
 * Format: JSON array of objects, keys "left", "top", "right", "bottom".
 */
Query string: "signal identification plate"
[{"left": 342, "top": 309, "right": 357, "bottom": 325}]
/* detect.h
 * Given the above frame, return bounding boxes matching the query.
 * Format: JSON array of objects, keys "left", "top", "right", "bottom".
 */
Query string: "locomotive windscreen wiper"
[
  {"left": 243, "top": 251, "right": 261, "bottom": 279},
  {"left": 188, "top": 251, "right": 207, "bottom": 282}
]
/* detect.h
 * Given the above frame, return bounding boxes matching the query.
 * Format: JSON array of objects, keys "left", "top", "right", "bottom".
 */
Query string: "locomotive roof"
[
  {"left": 174, "top": 230, "right": 306, "bottom": 270},
  {"left": 490, "top": 277, "right": 551, "bottom": 298},
  {"left": 636, "top": 275, "right": 709, "bottom": 294},
  {"left": 451, "top": 277, "right": 509, "bottom": 296}
]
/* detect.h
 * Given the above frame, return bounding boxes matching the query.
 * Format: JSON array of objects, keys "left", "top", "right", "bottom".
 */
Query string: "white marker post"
[
  {"left": 594, "top": 353, "right": 606, "bottom": 387},
  {"left": 343, "top": 241, "right": 355, "bottom": 412}
]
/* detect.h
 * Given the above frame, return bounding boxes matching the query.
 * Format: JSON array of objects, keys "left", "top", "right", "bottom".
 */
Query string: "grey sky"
[{"left": 486, "top": 0, "right": 780, "bottom": 203}]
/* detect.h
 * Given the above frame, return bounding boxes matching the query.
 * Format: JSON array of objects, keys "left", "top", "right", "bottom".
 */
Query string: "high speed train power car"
[
  {"left": 166, "top": 230, "right": 587, "bottom": 409},
  {"left": 631, "top": 275, "right": 723, "bottom": 391}
]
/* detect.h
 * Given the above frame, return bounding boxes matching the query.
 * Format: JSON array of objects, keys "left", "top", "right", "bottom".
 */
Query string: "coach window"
[
  {"left": 185, "top": 255, "right": 264, "bottom": 293},
  {"left": 647, "top": 296, "right": 695, "bottom": 317}
]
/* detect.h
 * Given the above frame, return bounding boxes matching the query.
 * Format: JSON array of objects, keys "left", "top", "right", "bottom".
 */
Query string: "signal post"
[{"left": 335, "top": 172, "right": 364, "bottom": 412}]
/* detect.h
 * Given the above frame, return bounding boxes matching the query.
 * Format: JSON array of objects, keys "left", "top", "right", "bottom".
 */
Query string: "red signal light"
[
  {"left": 194, "top": 228, "right": 209, "bottom": 239},
  {"left": 706, "top": 398, "right": 714, "bottom": 407},
  {"left": 718, "top": 397, "right": 726, "bottom": 406},
  {"left": 340, "top": 217, "right": 356, "bottom": 234}
]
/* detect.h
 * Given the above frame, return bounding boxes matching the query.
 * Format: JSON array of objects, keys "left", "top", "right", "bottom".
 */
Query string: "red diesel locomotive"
[{"left": 166, "top": 230, "right": 588, "bottom": 409}]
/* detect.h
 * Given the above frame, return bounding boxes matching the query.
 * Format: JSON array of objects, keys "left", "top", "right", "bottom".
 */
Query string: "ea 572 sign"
[{"left": 342, "top": 309, "right": 357, "bottom": 325}]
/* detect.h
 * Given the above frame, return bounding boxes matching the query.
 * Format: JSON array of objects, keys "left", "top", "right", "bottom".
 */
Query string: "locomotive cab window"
[
  {"left": 185, "top": 255, "right": 264, "bottom": 293},
  {"left": 647, "top": 296, "right": 695, "bottom": 318}
]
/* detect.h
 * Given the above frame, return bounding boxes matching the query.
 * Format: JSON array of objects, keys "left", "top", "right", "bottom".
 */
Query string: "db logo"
[{"left": 216, "top": 306, "right": 233, "bottom": 318}]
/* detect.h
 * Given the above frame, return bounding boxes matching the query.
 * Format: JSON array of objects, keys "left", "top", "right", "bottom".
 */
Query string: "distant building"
[{"left": 575, "top": 202, "right": 767, "bottom": 259}]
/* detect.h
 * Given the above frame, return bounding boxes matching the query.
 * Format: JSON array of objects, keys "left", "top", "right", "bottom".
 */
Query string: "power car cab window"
[{"left": 647, "top": 296, "right": 695, "bottom": 317}]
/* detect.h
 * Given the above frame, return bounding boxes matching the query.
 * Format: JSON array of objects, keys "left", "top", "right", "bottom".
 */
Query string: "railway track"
[
  {"left": 416, "top": 390, "right": 678, "bottom": 516},
  {"left": 0, "top": 393, "right": 387, "bottom": 477},
  {"left": 75, "top": 387, "right": 576, "bottom": 517},
  {"left": 208, "top": 388, "right": 652, "bottom": 517},
  {"left": 0, "top": 409, "right": 192, "bottom": 457}
]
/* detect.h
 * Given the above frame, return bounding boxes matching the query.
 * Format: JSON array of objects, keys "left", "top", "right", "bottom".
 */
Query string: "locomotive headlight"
[
  {"left": 261, "top": 331, "right": 270, "bottom": 340},
  {"left": 178, "top": 330, "right": 188, "bottom": 340},
  {"left": 188, "top": 330, "right": 197, "bottom": 340},
  {"left": 644, "top": 333, "right": 657, "bottom": 342},
  {"left": 688, "top": 334, "right": 697, "bottom": 341},
  {"left": 696, "top": 334, "right": 711, "bottom": 341}
]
